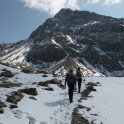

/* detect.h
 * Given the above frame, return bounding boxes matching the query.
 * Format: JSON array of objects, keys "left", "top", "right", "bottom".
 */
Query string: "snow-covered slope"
[
  {"left": 51, "top": 57, "right": 103, "bottom": 76},
  {"left": 0, "top": 64, "right": 124, "bottom": 124},
  {"left": 1, "top": 40, "right": 33, "bottom": 66},
  {"left": 79, "top": 77, "right": 124, "bottom": 124},
  {"left": 0, "top": 64, "right": 81, "bottom": 124}
]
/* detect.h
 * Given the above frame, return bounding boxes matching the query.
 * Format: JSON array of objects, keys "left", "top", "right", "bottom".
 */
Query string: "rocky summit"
[{"left": 1, "top": 8, "right": 124, "bottom": 76}]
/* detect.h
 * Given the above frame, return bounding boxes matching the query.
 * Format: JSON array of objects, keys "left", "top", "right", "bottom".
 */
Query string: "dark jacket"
[
  {"left": 65, "top": 72, "right": 76, "bottom": 86},
  {"left": 76, "top": 70, "right": 82, "bottom": 79}
]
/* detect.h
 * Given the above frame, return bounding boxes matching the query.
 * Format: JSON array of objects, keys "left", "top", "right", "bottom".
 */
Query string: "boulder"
[
  {"left": 2, "top": 68, "right": 7, "bottom": 71},
  {"left": 50, "top": 78, "right": 61, "bottom": 84},
  {"left": 19, "top": 88, "right": 38, "bottom": 96},
  {"left": 42, "top": 74, "right": 48, "bottom": 77},
  {"left": 0, "top": 100, "right": 6, "bottom": 111},
  {"left": 0, "top": 82, "right": 22, "bottom": 88},
  {"left": 58, "top": 83, "right": 65, "bottom": 89},
  {"left": 10, "top": 104, "right": 18, "bottom": 109},
  {"left": 0, "top": 109, "right": 4, "bottom": 113},
  {"left": 81, "top": 83, "right": 97, "bottom": 98},
  {"left": 38, "top": 80, "right": 50, "bottom": 87},
  {"left": 6, "top": 91, "right": 24, "bottom": 104},
  {"left": 43, "top": 87, "right": 54, "bottom": 91},
  {"left": 1, "top": 70, "right": 13, "bottom": 77},
  {"left": 38, "top": 78, "right": 61, "bottom": 87},
  {"left": 21, "top": 67, "right": 34, "bottom": 73},
  {"left": 29, "top": 96, "right": 37, "bottom": 100},
  {"left": 86, "top": 82, "right": 99, "bottom": 87}
]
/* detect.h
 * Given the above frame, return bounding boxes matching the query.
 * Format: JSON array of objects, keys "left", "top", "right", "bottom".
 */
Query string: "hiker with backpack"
[
  {"left": 76, "top": 67, "right": 85, "bottom": 93},
  {"left": 65, "top": 69, "right": 76, "bottom": 103}
]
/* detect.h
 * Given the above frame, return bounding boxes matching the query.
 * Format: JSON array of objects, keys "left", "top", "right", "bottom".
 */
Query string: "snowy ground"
[
  {"left": 80, "top": 77, "right": 124, "bottom": 124},
  {"left": 0, "top": 64, "right": 124, "bottom": 124},
  {"left": 0, "top": 64, "right": 82, "bottom": 124}
]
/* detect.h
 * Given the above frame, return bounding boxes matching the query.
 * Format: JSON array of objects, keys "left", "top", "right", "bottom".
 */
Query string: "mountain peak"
[
  {"left": 54, "top": 8, "right": 73, "bottom": 19},
  {"left": 54, "top": 8, "right": 110, "bottom": 25},
  {"left": 1, "top": 9, "right": 124, "bottom": 76}
]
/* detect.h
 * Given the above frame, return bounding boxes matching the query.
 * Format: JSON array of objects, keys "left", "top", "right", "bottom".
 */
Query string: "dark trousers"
[
  {"left": 77, "top": 78, "right": 82, "bottom": 93},
  {"left": 68, "top": 84, "right": 74, "bottom": 103}
]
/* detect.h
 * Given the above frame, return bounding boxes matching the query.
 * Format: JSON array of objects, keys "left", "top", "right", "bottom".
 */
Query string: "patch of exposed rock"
[
  {"left": 0, "top": 100, "right": 6, "bottom": 113},
  {"left": 21, "top": 67, "right": 34, "bottom": 73},
  {"left": 0, "top": 81, "right": 22, "bottom": 88},
  {"left": 43, "top": 87, "right": 54, "bottom": 91},
  {"left": 19, "top": 88, "right": 38, "bottom": 96},
  {"left": 29, "top": 96, "right": 37, "bottom": 100},
  {"left": 42, "top": 74, "right": 48, "bottom": 77},
  {"left": 9, "top": 104, "right": 18, "bottom": 109},
  {"left": 6, "top": 91, "right": 24, "bottom": 104},
  {"left": 1, "top": 69, "right": 13, "bottom": 77},
  {"left": 71, "top": 107, "right": 90, "bottom": 124},
  {"left": 38, "top": 78, "right": 65, "bottom": 89},
  {"left": 26, "top": 40, "right": 67, "bottom": 64},
  {"left": 71, "top": 82, "right": 99, "bottom": 124},
  {"left": 38, "top": 78, "right": 61, "bottom": 87}
]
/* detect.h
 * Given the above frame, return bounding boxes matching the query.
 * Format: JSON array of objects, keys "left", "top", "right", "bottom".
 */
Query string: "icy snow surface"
[{"left": 79, "top": 77, "right": 124, "bottom": 124}]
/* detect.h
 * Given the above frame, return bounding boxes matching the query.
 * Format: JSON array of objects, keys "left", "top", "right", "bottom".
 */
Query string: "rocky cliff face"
[
  {"left": 1, "top": 8, "right": 124, "bottom": 76},
  {"left": 0, "top": 42, "right": 11, "bottom": 57}
]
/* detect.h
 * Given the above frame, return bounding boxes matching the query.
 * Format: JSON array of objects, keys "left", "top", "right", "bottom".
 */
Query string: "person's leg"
[
  {"left": 71, "top": 84, "right": 74, "bottom": 102},
  {"left": 78, "top": 79, "right": 82, "bottom": 93},
  {"left": 68, "top": 84, "right": 72, "bottom": 103},
  {"left": 69, "top": 87, "right": 72, "bottom": 103},
  {"left": 69, "top": 85, "right": 74, "bottom": 103}
]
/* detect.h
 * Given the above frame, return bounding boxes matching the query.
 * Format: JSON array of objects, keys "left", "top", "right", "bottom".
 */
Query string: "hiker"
[
  {"left": 65, "top": 69, "right": 76, "bottom": 103},
  {"left": 76, "top": 67, "right": 85, "bottom": 93}
]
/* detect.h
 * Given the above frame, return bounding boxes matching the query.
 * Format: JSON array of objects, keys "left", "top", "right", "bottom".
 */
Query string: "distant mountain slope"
[
  {"left": 0, "top": 42, "right": 11, "bottom": 57},
  {"left": 1, "top": 8, "right": 124, "bottom": 76}
]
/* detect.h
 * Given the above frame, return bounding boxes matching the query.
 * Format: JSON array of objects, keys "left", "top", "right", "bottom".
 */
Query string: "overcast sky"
[{"left": 0, "top": 0, "right": 124, "bottom": 43}]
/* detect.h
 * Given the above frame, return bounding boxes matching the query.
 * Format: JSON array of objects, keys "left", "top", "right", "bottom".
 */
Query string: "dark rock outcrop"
[
  {"left": 71, "top": 107, "right": 90, "bottom": 124},
  {"left": 50, "top": 78, "right": 61, "bottom": 84},
  {"left": 26, "top": 9, "right": 124, "bottom": 75},
  {"left": 29, "top": 96, "right": 37, "bottom": 100},
  {"left": 38, "top": 78, "right": 61, "bottom": 87},
  {"left": 72, "top": 82, "right": 100, "bottom": 123},
  {"left": 0, "top": 82, "right": 22, "bottom": 88},
  {"left": 1, "top": 70, "right": 13, "bottom": 77},
  {"left": 21, "top": 67, "right": 34, "bottom": 73},
  {"left": 38, "top": 80, "right": 50, "bottom": 87},
  {"left": 0, "top": 100, "right": 6, "bottom": 113},
  {"left": 6, "top": 91, "right": 24, "bottom": 104},
  {"left": 43, "top": 87, "right": 54, "bottom": 91},
  {"left": 26, "top": 39, "right": 67, "bottom": 64},
  {"left": 10, "top": 104, "right": 18, "bottom": 109},
  {"left": 19, "top": 88, "right": 38, "bottom": 96}
]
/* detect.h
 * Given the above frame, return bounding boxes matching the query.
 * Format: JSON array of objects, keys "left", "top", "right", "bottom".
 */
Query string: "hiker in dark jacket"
[
  {"left": 65, "top": 69, "right": 76, "bottom": 103},
  {"left": 76, "top": 67, "right": 85, "bottom": 93}
]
